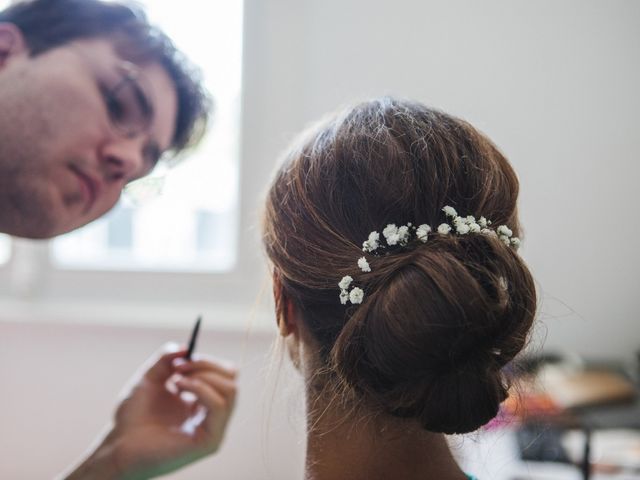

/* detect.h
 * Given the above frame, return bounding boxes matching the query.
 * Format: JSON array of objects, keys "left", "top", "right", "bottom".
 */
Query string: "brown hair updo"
[{"left": 262, "top": 97, "right": 536, "bottom": 435}]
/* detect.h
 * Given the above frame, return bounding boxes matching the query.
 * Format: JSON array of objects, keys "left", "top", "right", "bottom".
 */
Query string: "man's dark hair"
[{"left": 0, "top": 0, "right": 211, "bottom": 156}]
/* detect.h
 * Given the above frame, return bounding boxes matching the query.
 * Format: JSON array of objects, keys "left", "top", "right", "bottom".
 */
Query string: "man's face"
[{"left": 0, "top": 33, "right": 178, "bottom": 238}]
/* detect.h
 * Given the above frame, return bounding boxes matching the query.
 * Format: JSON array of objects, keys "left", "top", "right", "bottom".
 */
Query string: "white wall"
[{"left": 1, "top": 0, "right": 639, "bottom": 478}]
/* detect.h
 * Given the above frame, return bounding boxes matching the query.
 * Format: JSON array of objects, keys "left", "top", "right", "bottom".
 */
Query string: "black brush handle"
[{"left": 185, "top": 316, "right": 202, "bottom": 360}]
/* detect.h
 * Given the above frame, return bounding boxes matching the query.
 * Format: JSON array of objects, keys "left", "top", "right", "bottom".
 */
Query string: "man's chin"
[
  {"left": 8, "top": 225, "right": 65, "bottom": 240},
  {"left": 0, "top": 186, "right": 103, "bottom": 239},
  {"left": 3, "top": 218, "right": 87, "bottom": 239}
]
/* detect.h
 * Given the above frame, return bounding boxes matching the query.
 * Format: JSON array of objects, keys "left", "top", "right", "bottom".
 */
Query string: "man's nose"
[{"left": 100, "top": 136, "right": 145, "bottom": 182}]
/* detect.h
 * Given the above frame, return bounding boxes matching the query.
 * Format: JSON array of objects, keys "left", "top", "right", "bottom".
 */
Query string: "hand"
[{"left": 64, "top": 344, "right": 237, "bottom": 480}]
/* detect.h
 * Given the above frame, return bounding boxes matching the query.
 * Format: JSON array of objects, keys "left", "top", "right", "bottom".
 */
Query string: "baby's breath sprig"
[{"left": 338, "top": 206, "right": 521, "bottom": 306}]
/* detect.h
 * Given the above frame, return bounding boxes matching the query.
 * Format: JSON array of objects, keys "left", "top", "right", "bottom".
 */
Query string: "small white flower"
[
  {"left": 456, "top": 223, "right": 471, "bottom": 235},
  {"left": 478, "top": 216, "right": 488, "bottom": 228},
  {"left": 481, "top": 228, "right": 497, "bottom": 237},
  {"left": 339, "top": 290, "right": 349, "bottom": 305},
  {"left": 469, "top": 222, "right": 481, "bottom": 233},
  {"left": 416, "top": 224, "right": 431, "bottom": 242},
  {"left": 362, "top": 231, "right": 380, "bottom": 252},
  {"left": 510, "top": 237, "right": 521, "bottom": 249},
  {"left": 453, "top": 216, "right": 466, "bottom": 227},
  {"left": 443, "top": 206, "right": 458, "bottom": 218},
  {"left": 437, "top": 223, "right": 452, "bottom": 234},
  {"left": 358, "top": 257, "right": 371, "bottom": 272},
  {"left": 383, "top": 224, "right": 400, "bottom": 245},
  {"left": 466, "top": 215, "right": 476, "bottom": 224},
  {"left": 497, "top": 225, "right": 513, "bottom": 238},
  {"left": 407, "top": 222, "right": 413, "bottom": 227},
  {"left": 382, "top": 224, "right": 397, "bottom": 238},
  {"left": 349, "top": 287, "right": 364, "bottom": 304},
  {"left": 398, "top": 225, "right": 410, "bottom": 245},
  {"left": 338, "top": 275, "right": 353, "bottom": 290},
  {"left": 499, "top": 234, "right": 511, "bottom": 246}
]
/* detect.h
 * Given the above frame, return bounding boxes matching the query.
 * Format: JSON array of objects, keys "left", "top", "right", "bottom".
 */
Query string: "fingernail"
[
  {"left": 175, "top": 376, "right": 189, "bottom": 387},
  {"left": 221, "top": 360, "right": 237, "bottom": 372},
  {"left": 164, "top": 341, "right": 181, "bottom": 353}
]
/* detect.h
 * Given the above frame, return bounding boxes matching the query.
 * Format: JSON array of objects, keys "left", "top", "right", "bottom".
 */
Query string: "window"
[
  {"left": 53, "top": 0, "right": 243, "bottom": 273},
  {"left": 0, "top": 0, "right": 251, "bottom": 321}
]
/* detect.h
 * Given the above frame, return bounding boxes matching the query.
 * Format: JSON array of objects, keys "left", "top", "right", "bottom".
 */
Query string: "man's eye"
[
  {"left": 143, "top": 143, "right": 162, "bottom": 168},
  {"left": 105, "top": 93, "right": 127, "bottom": 124}
]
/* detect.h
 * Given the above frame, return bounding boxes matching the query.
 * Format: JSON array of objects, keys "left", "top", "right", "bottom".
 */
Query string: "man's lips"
[{"left": 69, "top": 165, "right": 100, "bottom": 213}]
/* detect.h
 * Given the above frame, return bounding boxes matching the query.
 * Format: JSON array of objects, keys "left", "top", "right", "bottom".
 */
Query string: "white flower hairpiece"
[
  {"left": 349, "top": 287, "right": 364, "bottom": 304},
  {"left": 398, "top": 225, "right": 410, "bottom": 246},
  {"left": 339, "top": 206, "right": 521, "bottom": 306},
  {"left": 338, "top": 275, "right": 353, "bottom": 290},
  {"left": 339, "top": 289, "right": 349, "bottom": 305},
  {"left": 358, "top": 257, "right": 371, "bottom": 272},
  {"left": 362, "top": 231, "right": 380, "bottom": 252},
  {"left": 382, "top": 224, "right": 400, "bottom": 246},
  {"left": 437, "top": 223, "right": 452, "bottom": 234},
  {"left": 443, "top": 206, "right": 458, "bottom": 218},
  {"left": 455, "top": 223, "right": 470, "bottom": 235},
  {"left": 416, "top": 224, "right": 431, "bottom": 242}
]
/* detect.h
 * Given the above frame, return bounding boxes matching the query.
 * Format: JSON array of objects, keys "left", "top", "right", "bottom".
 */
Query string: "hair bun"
[
  {"left": 412, "top": 360, "right": 508, "bottom": 434},
  {"left": 331, "top": 238, "right": 534, "bottom": 433}
]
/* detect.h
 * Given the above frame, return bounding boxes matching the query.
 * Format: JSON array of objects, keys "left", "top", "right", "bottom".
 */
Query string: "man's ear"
[
  {"left": 272, "top": 270, "right": 298, "bottom": 337},
  {"left": 0, "top": 23, "right": 28, "bottom": 68}
]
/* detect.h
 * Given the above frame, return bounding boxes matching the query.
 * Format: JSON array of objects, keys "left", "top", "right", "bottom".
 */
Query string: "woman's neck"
[{"left": 303, "top": 391, "right": 469, "bottom": 480}]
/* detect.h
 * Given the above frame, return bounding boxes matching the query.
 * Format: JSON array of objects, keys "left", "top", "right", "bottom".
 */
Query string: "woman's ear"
[
  {"left": 272, "top": 270, "right": 297, "bottom": 337},
  {"left": 0, "top": 23, "right": 28, "bottom": 68}
]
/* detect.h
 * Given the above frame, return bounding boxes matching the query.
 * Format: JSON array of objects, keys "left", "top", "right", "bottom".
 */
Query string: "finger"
[
  {"left": 174, "top": 358, "right": 237, "bottom": 379},
  {"left": 175, "top": 376, "right": 235, "bottom": 412},
  {"left": 186, "top": 371, "right": 237, "bottom": 399},
  {"left": 144, "top": 343, "right": 189, "bottom": 383},
  {"left": 176, "top": 376, "right": 237, "bottom": 447}
]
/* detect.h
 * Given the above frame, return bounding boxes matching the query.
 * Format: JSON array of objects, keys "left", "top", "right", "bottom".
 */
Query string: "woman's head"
[{"left": 262, "top": 97, "right": 536, "bottom": 435}]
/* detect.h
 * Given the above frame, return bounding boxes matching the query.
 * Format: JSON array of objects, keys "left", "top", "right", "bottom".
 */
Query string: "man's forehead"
[
  {"left": 109, "top": 32, "right": 164, "bottom": 67},
  {"left": 68, "top": 36, "right": 150, "bottom": 67}
]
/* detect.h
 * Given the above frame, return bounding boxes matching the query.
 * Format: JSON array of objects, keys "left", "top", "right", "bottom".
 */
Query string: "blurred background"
[{"left": 0, "top": 0, "right": 638, "bottom": 478}]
